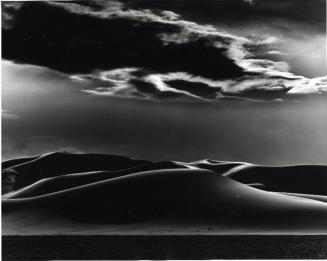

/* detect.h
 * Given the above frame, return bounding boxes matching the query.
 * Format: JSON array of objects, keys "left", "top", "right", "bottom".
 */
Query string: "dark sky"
[{"left": 2, "top": 1, "right": 327, "bottom": 164}]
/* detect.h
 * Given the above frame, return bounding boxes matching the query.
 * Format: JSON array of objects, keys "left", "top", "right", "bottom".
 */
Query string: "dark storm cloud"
[
  {"left": 130, "top": 79, "right": 159, "bottom": 94},
  {"left": 1, "top": 2, "right": 24, "bottom": 29},
  {"left": 126, "top": 0, "right": 325, "bottom": 33},
  {"left": 2, "top": 0, "right": 326, "bottom": 101},
  {"left": 2, "top": 1, "right": 245, "bottom": 79},
  {"left": 222, "top": 85, "right": 291, "bottom": 101},
  {"left": 125, "top": 0, "right": 327, "bottom": 78}
]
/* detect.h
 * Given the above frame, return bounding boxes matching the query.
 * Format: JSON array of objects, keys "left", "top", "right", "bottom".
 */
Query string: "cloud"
[
  {"left": 288, "top": 77, "right": 327, "bottom": 95},
  {"left": 79, "top": 69, "right": 205, "bottom": 101},
  {"left": 127, "top": 0, "right": 325, "bottom": 34},
  {"left": 2, "top": 1, "right": 326, "bottom": 102},
  {"left": 125, "top": 0, "right": 326, "bottom": 78},
  {"left": 78, "top": 66, "right": 325, "bottom": 102},
  {"left": 1, "top": 2, "right": 24, "bottom": 29},
  {"left": 2, "top": 1, "right": 246, "bottom": 79}
]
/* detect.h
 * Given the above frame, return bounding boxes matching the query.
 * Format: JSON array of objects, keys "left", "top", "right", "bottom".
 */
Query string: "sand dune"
[
  {"left": 2, "top": 152, "right": 152, "bottom": 192},
  {"left": 224, "top": 164, "right": 327, "bottom": 195},
  {"left": 278, "top": 192, "right": 327, "bottom": 203},
  {"left": 2, "top": 152, "right": 327, "bottom": 234},
  {"left": 2, "top": 156, "right": 39, "bottom": 170}
]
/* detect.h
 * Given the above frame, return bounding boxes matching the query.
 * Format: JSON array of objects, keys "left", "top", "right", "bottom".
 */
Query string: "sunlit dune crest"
[{"left": 3, "top": 152, "right": 327, "bottom": 235}]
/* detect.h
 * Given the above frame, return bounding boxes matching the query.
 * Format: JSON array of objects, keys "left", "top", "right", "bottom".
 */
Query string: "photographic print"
[{"left": 1, "top": 0, "right": 327, "bottom": 259}]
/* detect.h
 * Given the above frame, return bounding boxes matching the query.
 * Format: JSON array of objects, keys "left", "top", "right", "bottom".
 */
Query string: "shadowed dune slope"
[
  {"left": 224, "top": 164, "right": 327, "bottom": 195},
  {"left": 1, "top": 156, "right": 39, "bottom": 170},
  {"left": 2, "top": 152, "right": 152, "bottom": 192},
  {"left": 182, "top": 159, "right": 327, "bottom": 196},
  {"left": 2, "top": 152, "right": 327, "bottom": 231}
]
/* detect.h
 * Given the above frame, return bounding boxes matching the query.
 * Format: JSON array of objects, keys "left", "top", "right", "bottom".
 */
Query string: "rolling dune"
[
  {"left": 2, "top": 152, "right": 327, "bottom": 235},
  {"left": 224, "top": 164, "right": 327, "bottom": 195}
]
